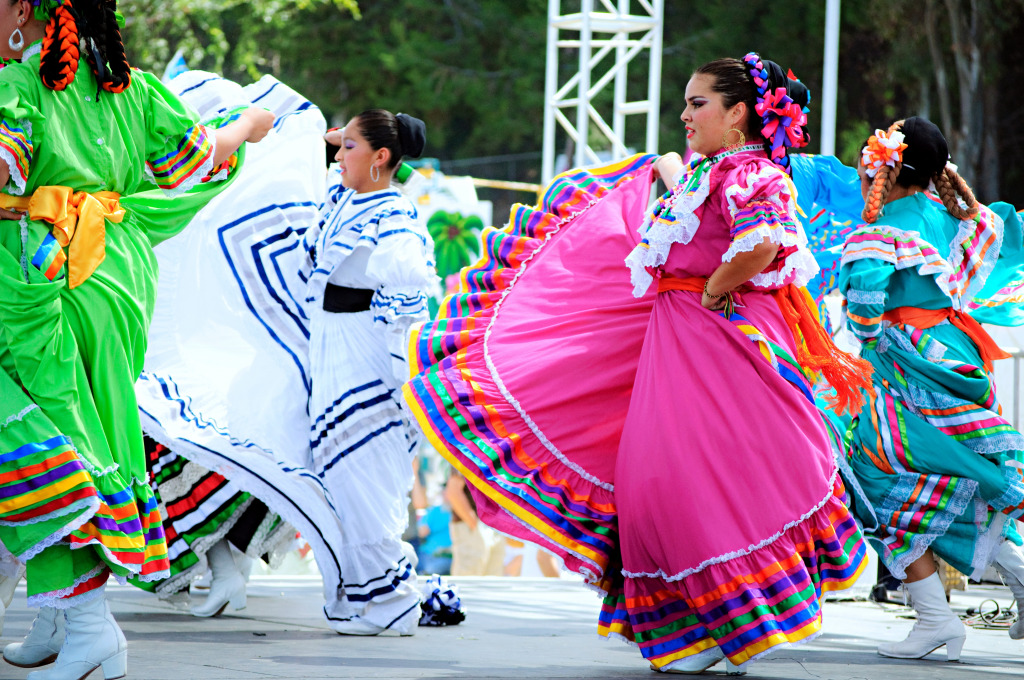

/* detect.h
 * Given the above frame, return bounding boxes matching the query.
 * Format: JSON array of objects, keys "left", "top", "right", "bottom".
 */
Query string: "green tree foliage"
[
  {"left": 269, "top": 0, "right": 549, "bottom": 160},
  {"left": 119, "top": 0, "right": 1024, "bottom": 204},
  {"left": 120, "top": 0, "right": 360, "bottom": 79}
]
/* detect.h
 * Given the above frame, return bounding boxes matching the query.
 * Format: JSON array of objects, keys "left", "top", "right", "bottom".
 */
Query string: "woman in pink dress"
[{"left": 405, "top": 53, "right": 870, "bottom": 674}]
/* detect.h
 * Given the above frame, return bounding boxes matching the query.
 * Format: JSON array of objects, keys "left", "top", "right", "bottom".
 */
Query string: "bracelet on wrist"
[{"left": 703, "top": 280, "right": 726, "bottom": 299}]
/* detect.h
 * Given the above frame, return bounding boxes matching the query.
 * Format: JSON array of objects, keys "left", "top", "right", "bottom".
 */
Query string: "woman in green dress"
[
  {"left": 0, "top": 1, "right": 273, "bottom": 678},
  {"left": 840, "top": 116, "right": 1024, "bottom": 661}
]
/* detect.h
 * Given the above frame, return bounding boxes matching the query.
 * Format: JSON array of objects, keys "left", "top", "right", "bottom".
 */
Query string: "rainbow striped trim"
[
  {"left": 0, "top": 434, "right": 97, "bottom": 530},
  {"left": 29, "top": 232, "right": 66, "bottom": 281},
  {"left": 147, "top": 124, "right": 215, "bottom": 194},
  {"left": 728, "top": 312, "right": 814, "bottom": 403},
  {"left": 0, "top": 118, "right": 32, "bottom": 194},
  {"left": 598, "top": 477, "right": 866, "bottom": 667},
  {"left": 404, "top": 154, "right": 656, "bottom": 585},
  {"left": 0, "top": 435, "right": 169, "bottom": 582}
]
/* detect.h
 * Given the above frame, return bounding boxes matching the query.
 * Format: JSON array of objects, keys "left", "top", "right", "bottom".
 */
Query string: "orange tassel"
[{"left": 772, "top": 284, "right": 874, "bottom": 415}]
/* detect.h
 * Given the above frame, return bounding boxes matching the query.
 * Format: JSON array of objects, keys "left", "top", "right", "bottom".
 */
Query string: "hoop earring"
[
  {"left": 8, "top": 28, "right": 24, "bottom": 52},
  {"left": 721, "top": 128, "right": 745, "bottom": 150},
  {"left": 370, "top": 165, "right": 380, "bottom": 183}
]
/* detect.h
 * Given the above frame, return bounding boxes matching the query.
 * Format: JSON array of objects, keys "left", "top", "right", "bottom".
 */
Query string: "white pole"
[
  {"left": 613, "top": 0, "right": 629, "bottom": 148},
  {"left": 576, "top": 0, "right": 594, "bottom": 168},
  {"left": 820, "top": 0, "right": 840, "bottom": 156},
  {"left": 647, "top": 0, "right": 664, "bottom": 155},
  {"left": 542, "top": 0, "right": 561, "bottom": 183}
]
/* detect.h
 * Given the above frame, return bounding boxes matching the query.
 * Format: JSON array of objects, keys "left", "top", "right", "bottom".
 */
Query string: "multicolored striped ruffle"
[
  {"left": 0, "top": 429, "right": 98, "bottom": 535},
  {"left": 0, "top": 118, "right": 32, "bottom": 195},
  {"left": 404, "top": 154, "right": 656, "bottom": 585},
  {"left": 146, "top": 124, "right": 215, "bottom": 195},
  {"left": 598, "top": 476, "right": 866, "bottom": 668},
  {"left": 65, "top": 478, "right": 170, "bottom": 580},
  {"left": 0, "top": 399, "right": 171, "bottom": 605}
]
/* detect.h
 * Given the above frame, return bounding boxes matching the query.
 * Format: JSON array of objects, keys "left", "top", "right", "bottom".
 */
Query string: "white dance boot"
[
  {"left": 4, "top": 606, "right": 65, "bottom": 668},
  {"left": 658, "top": 648, "right": 724, "bottom": 674},
  {"left": 994, "top": 540, "right": 1024, "bottom": 640},
  {"left": 190, "top": 539, "right": 246, "bottom": 618},
  {"left": 25, "top": 594, "right": 127, "bottom": 680},
  {"left": 877, "top": 572, "right": 965, "bottom": 661}
]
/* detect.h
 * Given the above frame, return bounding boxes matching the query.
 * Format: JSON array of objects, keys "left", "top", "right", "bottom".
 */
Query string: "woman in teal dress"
[
  {"left": 0, "top": 1, "right": 272, "bottom": 678},
  {"left": 839, "top": 116, "right": 1024, "bottom": 661}
]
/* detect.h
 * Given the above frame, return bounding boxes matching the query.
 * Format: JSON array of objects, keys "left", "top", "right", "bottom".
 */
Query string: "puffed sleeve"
[
  {"left": 365, "top": 211, "right": 440, "bottom": 381},
  {"left": 142, "top": 71, "right": 236, "bottom": 196},
  {"left": 839, "top": 232, "right": 896, "bottom": 348},
  {"left": 722, "top": 160, "right": 818, "bottom": 288},
  {"left": 0, "top": 79, "right": 43, "bottom": 196}
]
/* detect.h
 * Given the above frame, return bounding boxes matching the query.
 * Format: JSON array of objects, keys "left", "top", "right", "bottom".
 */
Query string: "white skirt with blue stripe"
[{"left": 136, "top": 71, "right": 420, "bottom": 634}]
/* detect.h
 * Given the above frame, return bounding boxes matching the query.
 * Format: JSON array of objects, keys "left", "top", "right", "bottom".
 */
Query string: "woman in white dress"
[
  {"left": 136, "top": 78, "right": 437, "bottom": 636},
  {"left": 301, "top": 110, "right": 435, "bottom": 634}
]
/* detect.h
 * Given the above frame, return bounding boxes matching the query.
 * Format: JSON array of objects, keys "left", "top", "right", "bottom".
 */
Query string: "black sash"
[{"left": 323, "top": 284, "right": 375, "bottom": 313}]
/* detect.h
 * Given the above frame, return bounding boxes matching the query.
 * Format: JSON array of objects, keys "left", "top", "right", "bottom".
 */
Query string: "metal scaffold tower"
[{"left": 542, "top": 0, "right": 665, "bottom": 183}]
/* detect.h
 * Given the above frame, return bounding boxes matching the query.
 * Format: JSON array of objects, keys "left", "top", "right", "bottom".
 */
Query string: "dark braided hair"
[
  {"left": 97, "top": 0, "right": 129, "bottom": 92},
  {"left": 39, "top": 0, "right": 79, "bottom": 91},
  {"left": 38, "top": 0, "right": 129, "bottom": 93}
]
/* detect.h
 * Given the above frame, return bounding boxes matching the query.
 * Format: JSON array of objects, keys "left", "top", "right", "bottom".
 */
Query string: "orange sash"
[
  {"left": 659, "top": 274, "right": 873, "bottom": 415},
  {"left": 882, "top": 306, "right": 1011, "bottom": 373},
  {"left": 1, "top": 186, "right": 124, "bottom": 289}
]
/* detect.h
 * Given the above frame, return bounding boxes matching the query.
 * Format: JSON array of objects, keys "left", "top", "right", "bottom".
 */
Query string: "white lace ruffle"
[
  {"left": 621, "top": 467, "right": 840, "bottom": 582},
  {"left": 157, "top": 461, "right": 210, "bottom": 503},
  {"left": 0, "top": 404, "right": 37, "bottom": 433},
  {"left": 845, "top": 288, "right": 886, "bottom": 305},
  {"left": 625, "top": 171, "right": 712, "bottom": 297},
  {"left": 0, "top": 144, "right": 27, "bottom": 196},
  {"left": 27, "top": 564, "right": 107, "bottom": 610},
  {"left": 720, "top": 222, "right": 818, "bottom": 289}
]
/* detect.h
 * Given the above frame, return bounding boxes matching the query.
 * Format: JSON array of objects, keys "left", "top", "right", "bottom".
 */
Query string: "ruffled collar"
[{"left": 21, "top": 40, "right": 42, "bottom": 63}]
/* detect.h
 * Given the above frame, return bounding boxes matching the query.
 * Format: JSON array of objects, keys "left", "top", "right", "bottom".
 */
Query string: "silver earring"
[
  {"left": 370, "top": 165, "right": 380, "bottom": 182},
  {"left": 8, "top": 28, "right": 23, "bottom": 52}
]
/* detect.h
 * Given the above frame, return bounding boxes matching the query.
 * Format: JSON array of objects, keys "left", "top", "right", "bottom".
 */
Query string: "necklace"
[{"left": 707, "top": 142, "right": 765, "bottom": 164}]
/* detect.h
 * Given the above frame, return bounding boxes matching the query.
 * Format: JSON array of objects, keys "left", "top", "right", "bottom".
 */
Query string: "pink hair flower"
[{"left": 755, "top": 87, "right": 808, "bottom": 160}]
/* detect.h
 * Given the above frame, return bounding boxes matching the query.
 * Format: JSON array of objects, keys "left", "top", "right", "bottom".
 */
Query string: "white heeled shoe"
[
  {"left": 656, "top": 647, "right": 725, "bottom": 674},
  {"left": 4, "top": 606, "right": 65, "bottom": 668},
  {"left": 333, "top": 616, "right": 386, "bottom": 636},
  {"left": 191, "top": 539, "right": 247, "bottom": 618},
  {"left": 877, "top": 573, "right": 966, "bottom": 661},
  {"left": 25, "top": 593, "right": 127, "bottom": 680},
  {"left": 994, "top": 540, "right": 1024, "bottom": 639}
]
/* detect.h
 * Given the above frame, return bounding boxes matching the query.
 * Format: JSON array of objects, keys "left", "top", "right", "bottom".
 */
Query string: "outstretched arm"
[{"left": 211, "top": 107, "right": 276, "bottom": 165}]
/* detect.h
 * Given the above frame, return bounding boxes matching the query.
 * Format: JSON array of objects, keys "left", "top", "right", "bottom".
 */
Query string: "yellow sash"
[{"left": 1, "top": 186, "right": 124, "bottom": 289}]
